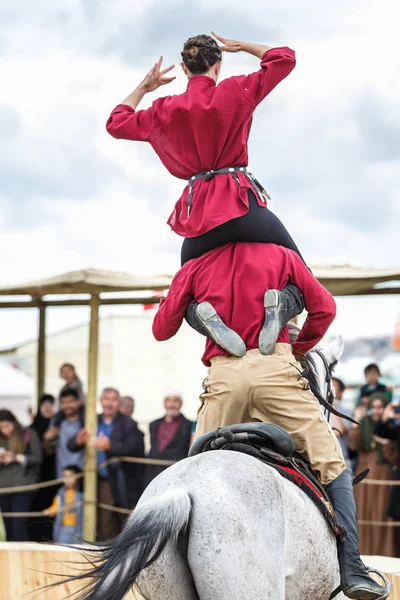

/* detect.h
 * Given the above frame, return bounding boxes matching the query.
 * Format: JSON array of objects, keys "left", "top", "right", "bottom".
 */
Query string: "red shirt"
[
  {"left": 156, "top": 415, "right": 183, "bottom": 453},
  {"left": 106, "top": 47, "right": 296, "bottom": 238},
  {"left": 152, "top": 243, "right": 336, "bottom": 366}
]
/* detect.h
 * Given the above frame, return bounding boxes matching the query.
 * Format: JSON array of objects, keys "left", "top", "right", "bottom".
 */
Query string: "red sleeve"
[
  {"left": 286, "top": 251, "right": 336, "bottom": 354},
  {"left": 152, "top": 266, "right": 194, "bottom": 341},
  {"left": 230, "top": 47, "right": 296, "bottom": 107},
  {"left": 106, "top": 103, "right": 154, "bottom": 141}
]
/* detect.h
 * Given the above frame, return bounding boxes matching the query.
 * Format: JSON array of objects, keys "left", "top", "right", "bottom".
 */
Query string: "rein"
[
  {"left": 314, "top": 348, "right": 335, "bottom": 423},
  {"left": 307, "top": 349, "right": 359, "bottom": 426}
]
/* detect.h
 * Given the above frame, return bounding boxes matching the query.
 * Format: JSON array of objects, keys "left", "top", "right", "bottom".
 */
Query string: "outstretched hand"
[
  {"left": 142, "top": 57, "right": 176, "bottom": 92},
  {"left": 211, "top": 32, "right": 246, "bottom": 53}
]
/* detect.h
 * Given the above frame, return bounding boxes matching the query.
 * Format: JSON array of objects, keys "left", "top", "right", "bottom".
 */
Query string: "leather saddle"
[{"left": 189, "top": 422, "right": 295, "bottom": 459}]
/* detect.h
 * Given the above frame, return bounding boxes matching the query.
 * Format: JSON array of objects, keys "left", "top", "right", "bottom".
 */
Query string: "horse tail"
[{"left": 69, "top": 487, "right": 191, "bottom": 600}]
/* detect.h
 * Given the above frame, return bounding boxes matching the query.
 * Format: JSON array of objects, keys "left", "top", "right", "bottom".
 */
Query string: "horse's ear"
[{"left": 327, "top": 335, "right": 345, "bottom": 362}]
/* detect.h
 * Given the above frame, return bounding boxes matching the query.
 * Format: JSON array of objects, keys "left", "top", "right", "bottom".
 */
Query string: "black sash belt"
[{"left": 186, "top": 166, "right": 271, "bottom": 217}]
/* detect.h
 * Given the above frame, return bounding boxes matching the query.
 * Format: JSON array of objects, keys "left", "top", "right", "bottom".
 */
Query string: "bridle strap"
[{"left": 313, "top": 349, "right": 358, "bottom": 426}]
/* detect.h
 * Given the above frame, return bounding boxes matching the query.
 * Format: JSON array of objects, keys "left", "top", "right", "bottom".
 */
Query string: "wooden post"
[
  {"left": 83, "top": 294, "right": 100, "bottom": 541},
  {"left": 37, "top": 302, "right": 46, "bottom": 410}
]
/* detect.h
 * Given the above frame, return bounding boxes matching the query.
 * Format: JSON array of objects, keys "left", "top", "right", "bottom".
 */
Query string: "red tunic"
[
  {"left": 106, "top": 47, "right": 296, "bottom": 238},
  {"left": 152, "top": 242, "right": 336, "bottom": 366}
]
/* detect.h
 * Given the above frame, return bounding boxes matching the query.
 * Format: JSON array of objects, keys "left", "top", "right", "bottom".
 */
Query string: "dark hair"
[
  {"left": 60, "top": 388, "right": 79, "bottom": 401},
  {"left": 63, "top": 464, "right": 83, "bottom": 475},
  {"left": 121, "top": 395, "right": 134, "bottom": 406},
  {"left": 332, "top": 377, "right": 345, "bottom": 394},
  {"left": 181, "top": 34, "right": 222, "bottom": 74},
  {"left": 0, "top": 409, "right": 26, "bottom": 454},
  {"left": 0, "top": 409, "right": 19, "bottom": 424},
  {"left": 365, "top": 363, "right": 380, "bottom": 376},
  {"left": 60, "top": 362, "right": 76, "bottom": 371},
  {"left": 39, "top": 393, "right": 55, "bottom": 405}
]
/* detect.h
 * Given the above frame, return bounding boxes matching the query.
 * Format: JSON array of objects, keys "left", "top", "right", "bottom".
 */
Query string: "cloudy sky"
[{"left": 1, "top": 0, "right": 399, "bottom": 349}]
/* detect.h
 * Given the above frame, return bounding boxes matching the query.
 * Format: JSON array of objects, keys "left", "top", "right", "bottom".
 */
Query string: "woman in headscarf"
[
  {"left": 349, "top": 391, "right": 396, "bottom": 557},
  {"left": 29, "top": 394, "right": 57, "bottom": 541}
]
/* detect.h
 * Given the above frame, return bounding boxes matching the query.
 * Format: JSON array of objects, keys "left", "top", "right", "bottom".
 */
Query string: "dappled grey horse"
[{"left": 67, "top": 338, "right": 348, "bottom": 600}]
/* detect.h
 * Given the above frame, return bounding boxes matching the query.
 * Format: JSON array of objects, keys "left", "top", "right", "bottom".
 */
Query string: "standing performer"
[
  {"left": 106, "top": 33, "right": 306, "bottom": 356},
  {"left": 152, "top": 241, "right": 389, "bottom": 600}
]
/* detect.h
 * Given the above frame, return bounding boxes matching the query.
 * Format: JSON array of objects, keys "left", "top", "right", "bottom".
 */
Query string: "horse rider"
[
  {"left": 107, "top": 32, "right": 388, "bottom": 599},
  {"left": 152, "top": 240, "right": 389, "bottom": 600},
  {"left": 106, "top": 33, "right": 307, "bottom": 355}
]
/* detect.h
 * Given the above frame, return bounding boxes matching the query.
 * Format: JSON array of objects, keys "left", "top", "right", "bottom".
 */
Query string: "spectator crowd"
[
  {"left": 0, "top": 360, "right": 399, "bottom": 559},
  {"left": 0, "top": 362, "right": 193, "bottom": 543},
  {"left": 331, "top": 363, "right": 400, "bottom": 558}
]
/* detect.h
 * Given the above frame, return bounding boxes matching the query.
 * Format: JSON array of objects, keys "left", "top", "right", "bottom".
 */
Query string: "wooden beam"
[
  {"left": 36, "top": 304, "right": 46, "bottom": 409},
  {"left": 0, "top": 296, "right": 163, "bottom": 309},
  {"left": 83, "top": 294, "right": 100, "bottom": 541}
]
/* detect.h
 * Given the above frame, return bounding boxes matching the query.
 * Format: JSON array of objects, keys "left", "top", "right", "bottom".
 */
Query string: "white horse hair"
[{"left": 60, "top": 337, "right": 346, "bottom": 600}]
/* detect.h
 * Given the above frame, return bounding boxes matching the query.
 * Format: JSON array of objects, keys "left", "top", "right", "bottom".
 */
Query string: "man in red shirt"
[{"left": 152, "top": 241, "right": 388, "bottom": 600}]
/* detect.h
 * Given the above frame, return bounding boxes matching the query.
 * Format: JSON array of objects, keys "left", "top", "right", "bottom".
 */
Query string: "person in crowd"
[
  {"left": 43, "top": 388, "right": 85, "bottom": 479},
  {"left": 144, "top": 395, "right": 193, "bottom": 488},
  {"left": 52, "top": 363, "right": 86, "bottom": 428},
  {"left": 358, "top": 363, "right": 390, "bottom": 407},
  {"left": 349, "top": 392, "right": 396, "bottom": 557},
  {"left": 0, "top": 410, "right": 42, "bottom": 541},
  {"left": 190, "top": 420, "right": 197, "bottom": 446},
  {"left": 0, "top": 508, "right": 5, "bottom": 541},
  {"left": 43, "top": 464, "right": 83, "bottom": 544},
  {"left": 374, "top": 401, "right": 400, "bottom": 557},
  {"left": 29, "top": 394, "right": 57, "bottom": 541},
  {"left": 59, "top": 363, "right": 85, "bottom": 404},
  {"left": 330, "top": 378, "right": 353, "bottom": 465},
  {"left": 68, "top": 387, "right": 144, "bottom": 541},
  {"left": 119, "top": 395, "right": 135, "bottom": 418}
]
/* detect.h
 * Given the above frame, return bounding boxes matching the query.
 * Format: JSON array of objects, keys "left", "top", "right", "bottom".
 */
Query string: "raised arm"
[
  {"left": 212, "top": 32, "right": 296, "bottom": 106},
  {"left": 286, "top": 252, "right": 336, "bottom": 355},
  {"left": 106, "top": 56, "right": 175, "bottom": 141},
  {"left": 212, "top": 32, "right": 272, "bottom": 58}
]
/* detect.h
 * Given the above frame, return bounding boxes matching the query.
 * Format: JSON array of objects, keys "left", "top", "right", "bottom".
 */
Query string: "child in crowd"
[
  {"left": 43, "top": 465, "right": 83, "bottom": 544},
  {"left": 358, "top": 364, "right": 390, "bottom": 407}
]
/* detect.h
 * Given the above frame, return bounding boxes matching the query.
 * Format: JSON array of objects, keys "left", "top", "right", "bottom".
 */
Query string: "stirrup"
[
  {"left": 363, "top": 567, "right": 391, "bottom": 599},
  {"left": 329, "top": 567, "right": 391, "bottom": 600}
]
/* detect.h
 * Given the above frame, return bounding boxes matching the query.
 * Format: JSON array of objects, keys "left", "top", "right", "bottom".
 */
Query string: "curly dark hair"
[{"left": 181, "top": 34, "right": 222, "bottom": 74}]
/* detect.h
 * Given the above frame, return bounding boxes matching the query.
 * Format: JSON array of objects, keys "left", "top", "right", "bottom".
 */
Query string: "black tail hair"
[{"left": 42, "top": 487, "right": 191, "bottom": 600}]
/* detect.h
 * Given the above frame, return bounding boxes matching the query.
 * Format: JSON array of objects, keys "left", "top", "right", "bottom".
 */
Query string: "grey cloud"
[
  {"left": 106, "top": 2, "right": 276, "bottom": 64},
  {"left": 0, "top": 106, "right": 21, "bottom": 140},
  {"left": 0, "top": 141, "right": 124, "bottom": 228},
  {"left": 248, "top": 98, "right": 399, "bottom": 234},
  {"left": 355, "top": 93, "right": 400, "bottom": 161}
]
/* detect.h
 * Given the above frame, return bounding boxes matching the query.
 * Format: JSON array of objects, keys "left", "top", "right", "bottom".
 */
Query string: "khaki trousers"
[{"left": 196, "top": 345, "right": 346, "bottom": 485}]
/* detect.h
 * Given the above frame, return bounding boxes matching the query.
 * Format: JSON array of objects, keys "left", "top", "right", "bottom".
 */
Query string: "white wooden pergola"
[{"left": 0, "top": 264, "right": 399, "bottom": 540}]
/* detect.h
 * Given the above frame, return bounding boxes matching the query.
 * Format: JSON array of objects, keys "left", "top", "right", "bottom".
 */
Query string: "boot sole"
[
  {"left": 259, "top": 290, "right": 281, "bottom": 356},
  {"left": 197, "top": 302, "right": 246, "bottom": 357},
  {"left": 345, "top": 587, "right": 389, "bottom": 600}
]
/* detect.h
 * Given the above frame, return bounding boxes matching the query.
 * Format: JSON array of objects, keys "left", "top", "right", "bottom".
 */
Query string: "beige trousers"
[{"left": 196, "top": 344, "right": 346, "bottom": 485}]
